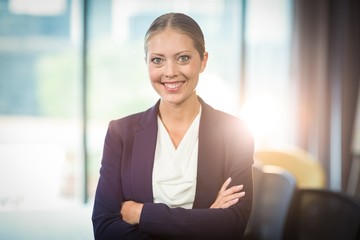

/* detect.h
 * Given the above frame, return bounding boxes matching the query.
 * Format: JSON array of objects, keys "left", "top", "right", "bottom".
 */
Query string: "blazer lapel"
[
  {"left": 194, "top": 99, "right": 224, "bottom": 208},
  {"left": 130, "top": 101, "right": 159, "bottom": 203},
  {"left": 128, "top": 98, "right": 223, "bottom": 207}
]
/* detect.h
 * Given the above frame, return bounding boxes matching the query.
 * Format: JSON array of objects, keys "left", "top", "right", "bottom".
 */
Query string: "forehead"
[{"left": 146, "top": 29, "right": 195, "bottom": 53}]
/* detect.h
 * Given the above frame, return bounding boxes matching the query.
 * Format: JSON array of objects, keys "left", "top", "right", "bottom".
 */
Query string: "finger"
[
  {"left": 219, "top": 177, "right": 232, "bottom": 193},
  {"left": 220, "top": 191, "right": 245, "bottom": 205},
  {"left": 214, "top": 192, "right": 244, "bottom": 208},
  {"left": 221, "top": 192, "right": 246, "bottom": 208},
  {"left": 222, "top": 185, "right": 243, "bottom": 196},
  {"left": 222, "top": 198, "right": 240, "bottom": 208}
]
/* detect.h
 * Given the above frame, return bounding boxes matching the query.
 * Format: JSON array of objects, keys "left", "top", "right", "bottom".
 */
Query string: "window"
[
  {"left": 240, "top": 0, "right": 292, "bottom": 148},
  {"left": 0, "top": 0, "right": 83, "bottom": 210},
  {"left": 0, "top": 0, "right": 292, "bottom": 206}
]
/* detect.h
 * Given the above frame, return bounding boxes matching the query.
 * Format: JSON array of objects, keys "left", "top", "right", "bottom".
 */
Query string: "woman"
[{"left": 92, "top": 12, "right": 254, "bottom": 240}]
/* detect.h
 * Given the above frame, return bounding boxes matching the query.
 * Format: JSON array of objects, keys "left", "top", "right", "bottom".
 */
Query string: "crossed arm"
[{"left": 121, "top": 177, "right": 245, "bottom": 225}]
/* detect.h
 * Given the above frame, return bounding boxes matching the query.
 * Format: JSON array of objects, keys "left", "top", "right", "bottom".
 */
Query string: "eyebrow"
[{"left": 149, "top": 51, "right": 192, "bottom": 57}]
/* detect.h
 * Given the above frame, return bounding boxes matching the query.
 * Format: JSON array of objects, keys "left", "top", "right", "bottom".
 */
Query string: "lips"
[{"left": 162, "top": 81, "right": 184, "bottom": 91}]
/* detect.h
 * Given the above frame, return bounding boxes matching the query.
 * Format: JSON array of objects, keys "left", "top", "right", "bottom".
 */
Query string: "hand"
[
  {"left": 210, "top": 177, "right": 245, "bottom": 209},
  {"left": 120, "top": 200, "right": 144, "bottom": 225}
]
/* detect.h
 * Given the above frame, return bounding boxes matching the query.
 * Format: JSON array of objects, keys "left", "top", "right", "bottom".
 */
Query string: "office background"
[{"left": 0, "top": 0, "right": 359, "bottom": 239}]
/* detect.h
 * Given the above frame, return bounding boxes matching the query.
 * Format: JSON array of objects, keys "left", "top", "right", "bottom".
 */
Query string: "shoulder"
[
  {"left": 107, "top": 101, "right": 159, "bottom": 136},
  {"left": 109, "top": 111, "right": 144, "bottom": 129},
  {"left": 200, "top": 98, "right": 251, "bottom": 135}
]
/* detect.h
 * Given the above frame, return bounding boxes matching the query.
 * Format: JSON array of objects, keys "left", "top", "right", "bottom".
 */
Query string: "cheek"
[
  {"left": 187, "top": 62, "right": 202, "bottom": 78},
  {"left": 148, "top": 66, "right": 162, "bottom": 82}
]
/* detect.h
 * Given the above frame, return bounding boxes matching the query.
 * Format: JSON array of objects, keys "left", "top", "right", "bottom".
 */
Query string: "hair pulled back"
[{"left": 144, "top": 13, "right": 206, "bottom": 59}]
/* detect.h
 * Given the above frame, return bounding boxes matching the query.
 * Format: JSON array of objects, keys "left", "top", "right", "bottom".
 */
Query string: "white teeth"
[{"left": 164, "top": 82, "right": 183, "bottom": 89}]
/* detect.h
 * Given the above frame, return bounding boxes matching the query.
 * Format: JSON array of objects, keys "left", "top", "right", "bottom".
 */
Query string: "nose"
[{"left": 164, "top": 60, "right": 178, "bottom": 78}]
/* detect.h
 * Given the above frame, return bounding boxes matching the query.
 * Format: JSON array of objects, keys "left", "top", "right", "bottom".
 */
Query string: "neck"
[
  {"left": 159, "top": 95, "right": 201, "bottom": 124},
  {"left": 158, "top": 95, "right": 201, "bottom": 149}
]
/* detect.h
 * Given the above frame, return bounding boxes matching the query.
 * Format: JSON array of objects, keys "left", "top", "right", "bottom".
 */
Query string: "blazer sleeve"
[
  {"left": 92, "top": 121, "right": 152, "bottom": 240},
  {"left": 139, "top": 118, "right": 254, "bottom": 240}
]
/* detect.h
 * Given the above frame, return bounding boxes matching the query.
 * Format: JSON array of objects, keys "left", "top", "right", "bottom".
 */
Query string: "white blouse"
[{"left": 152, "top": 109, "right": 201, "bottom": 209}]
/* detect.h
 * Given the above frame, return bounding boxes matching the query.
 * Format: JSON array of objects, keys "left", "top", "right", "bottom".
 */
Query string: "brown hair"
[{"left": 144, "top": 13, "right": 206, "bottom": 59}]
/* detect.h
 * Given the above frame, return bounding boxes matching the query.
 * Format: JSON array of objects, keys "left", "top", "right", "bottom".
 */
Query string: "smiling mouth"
[{"left": 162, "top": 81, "right": 185, "bottom": 91}]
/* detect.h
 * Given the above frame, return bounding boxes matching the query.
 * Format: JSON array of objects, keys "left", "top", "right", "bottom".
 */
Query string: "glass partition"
[
  {"left": 0, "top": 0, "right": 293, "bottom": 205},
  {"left": 0, "top": 0, "right": 83, "bottom": 210}
]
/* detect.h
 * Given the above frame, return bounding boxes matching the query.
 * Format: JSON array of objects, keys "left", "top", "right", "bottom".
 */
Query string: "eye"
[
  {"left": 178, "top": 55, "right": 190, "bottom": 62},
  {"left": 151, "top": 57, "right": 163, "bottom": 64}
]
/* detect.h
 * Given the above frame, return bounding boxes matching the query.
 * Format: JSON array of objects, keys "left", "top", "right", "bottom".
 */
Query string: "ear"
[{"left": 200, "top": 52, "right": 208, "bottom": 73}]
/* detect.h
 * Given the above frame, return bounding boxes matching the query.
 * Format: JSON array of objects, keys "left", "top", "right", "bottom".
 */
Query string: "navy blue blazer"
[{"left": 92, "top": 98, "right": 254, "bottom": 240}]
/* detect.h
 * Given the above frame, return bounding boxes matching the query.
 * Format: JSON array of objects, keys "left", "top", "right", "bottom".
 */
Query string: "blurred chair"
[
  {"left": 254, "top": 147, "right": 326, "bottom": 188},
  {"left": 283, "top": 189, "right": 360, "bottom": 240},
  {"left": 243, "top": 163, "right": 297, "bottom": 240}
]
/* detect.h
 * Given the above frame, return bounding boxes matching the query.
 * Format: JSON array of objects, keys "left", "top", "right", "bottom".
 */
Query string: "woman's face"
[{"left": 146, "top": 28, "right": 208, "bottom": 107}]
